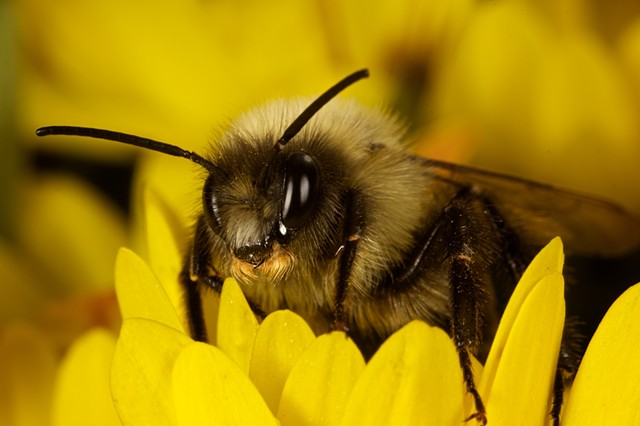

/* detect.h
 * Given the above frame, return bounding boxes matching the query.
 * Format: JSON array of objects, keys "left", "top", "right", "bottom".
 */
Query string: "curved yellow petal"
[
  {"left": 139, "top": 177, "right": 222, "bottom": 344},
  {"left": 483, "top": 272, "right": 565, "bottom": 425},
  {"left": 562, "top": 282, "right": 640, "bottom": 425},
  {"left": 114, "top": 248, "right": 183, "bottom": 332},
  {"left": 133, "top": 155, "right": 199, "bottom": 254},
  {"left": 518, "top": 237, "right": 565, "bottom": 284},
  {"left": 111, "top": 318, "right": 192, "bottom": 425},
  {"left": 143, "top": 189, "right": 190, "bottom": 333},
  {"left": 340, "top": 321, "right": 465, "bottom": 426},
  {"left": 278, "top": 331, "right": 365, "bottom": 426},
  {"left": 481, "top": 237, "right": 564, "bottom": 396},
  {"left": 216, "top": 278, "right": 258, "bottom": 374},
  {"left": 0, "top": 323, "right": 57, "bottom": 426},
  {"left": 248, "top": 310, "right": 316, "bottom": 413},
  {"left": 172, "top": 341, "right": 277, "bottom": 426},
  {"left": 51, "top": 328, "right": 119, "bottom": 426}
]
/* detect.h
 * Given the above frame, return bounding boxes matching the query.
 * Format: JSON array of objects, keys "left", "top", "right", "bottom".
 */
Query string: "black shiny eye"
[
  {"left": 202, "top": 174, "right": 223, "bottom": 234},
  {"left": 281, "top": 152, "right": 320, "bottom": 229}
]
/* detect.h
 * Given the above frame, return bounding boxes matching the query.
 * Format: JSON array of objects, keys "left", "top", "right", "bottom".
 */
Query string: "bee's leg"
[
  {"left": 333, "top": 189, "right": 366, "bottom": 331},
  {"left": 551, "top": 354, "right": 569, "bottom": 426},
  {"left": 478, "top": 196, "right": 528, "bottom": 284},
  {"left": 388, "top": 187, "right": 489, "bottom": 422},
  {"left": 179, "top": 216, "right": 223, "bottom": 342},
  {"left": 442, "top": 190, "right": 490, "bottom": 425}
]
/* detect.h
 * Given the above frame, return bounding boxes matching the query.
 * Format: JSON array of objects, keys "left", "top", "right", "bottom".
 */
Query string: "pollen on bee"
[{"left": 231, "top": 243, "right": 296, "bottom": 283}]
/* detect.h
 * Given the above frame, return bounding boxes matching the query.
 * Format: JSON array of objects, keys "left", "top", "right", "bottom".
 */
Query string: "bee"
[{"left": 37, "top": 69, "right": 640, "bottom": 424}]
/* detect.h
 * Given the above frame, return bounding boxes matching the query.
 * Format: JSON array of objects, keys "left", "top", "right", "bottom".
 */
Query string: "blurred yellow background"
[{"left": 2, "top": 0, "right": 640, "bottom": 423}]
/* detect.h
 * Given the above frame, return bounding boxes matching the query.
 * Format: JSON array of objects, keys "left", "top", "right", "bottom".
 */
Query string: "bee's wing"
[{"left": 420, "top": 157, "right": 640, "bottom": 257}]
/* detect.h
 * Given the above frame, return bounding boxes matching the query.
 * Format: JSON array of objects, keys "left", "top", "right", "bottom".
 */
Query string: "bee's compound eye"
[
  {"left": 281, "top": 152, "right": 320, "bottom": 229},
  {"left": 202, "top": 174, "right": 223, "bottom": 234}
]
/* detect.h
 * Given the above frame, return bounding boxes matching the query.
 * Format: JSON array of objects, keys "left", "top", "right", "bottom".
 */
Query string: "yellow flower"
[
  {"left": 7, "top": 1, "right": 640, "bottom": 424},
  {"left": 113, "top": 244, "right": 469, "bottom": 425},
  {"left": 109, "top": 191, "right": 633, "bottom": 425}
]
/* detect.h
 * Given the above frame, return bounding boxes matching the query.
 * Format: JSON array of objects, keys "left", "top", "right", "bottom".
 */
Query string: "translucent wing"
[{"left": 419, "top": 157, "right": 640, "bottom": 257}]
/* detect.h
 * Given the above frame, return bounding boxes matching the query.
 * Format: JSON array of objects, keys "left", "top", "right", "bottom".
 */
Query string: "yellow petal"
[
  {"left": 133, "top": 156, "right": 199, "bottom": 256},
  {"left": 562, "top": 282, "right": 640, "bottom": 425},
  {"left": 17, "top": 175, "right": 126, "bottom": 292},
  {"left": 111, "top": 318, "right": 192, "bottom": 425},
  {"left": 216, "top": 278, "right": 258, "bottom": 374},
  {"left": 172, "top": 341, "right": 278, "bottom": 426},
  {"left": 114, "top": 247, "right": 184, "bottom": 332},
  {"left": 248, "top": 310, "right": 316, "bottom": 413},
  {"left": 340, "top": 321, "right": 465, "bottom": 425},
  {"left": 52, "top": 328, "right": 120, "bottom": 426},
  {"left": 138, "top": 171, "right": 221, "bottom": 344},
  {"left": 0, "top": 322, "right": 57, "bottom": 426},
  {"left": 482, "top": 272, "right": 565, "bottom": 425},
  {"left": 143, "top": 188, "right": 191, "bottom": 333},
  {"left": 481, "top": 237, "right": 564, "bottom": 396},
  {"left": 278, "top": 331, "right": 365, "bottom": 426}
]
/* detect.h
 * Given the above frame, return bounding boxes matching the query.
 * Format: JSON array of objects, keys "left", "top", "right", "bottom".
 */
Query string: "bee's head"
[
  {"left": 36, "top": 70, "right": 369, "bottom": 274},
  {"left": 202, "top": 143, "right": 320, "bottom": 264},
  {"left": 201, "top": 91, "right": 364, "bottom": 275}
]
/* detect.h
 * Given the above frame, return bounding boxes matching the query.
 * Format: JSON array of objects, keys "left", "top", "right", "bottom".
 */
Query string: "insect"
[{"left": 37, "top": 69, "right": 640, "bottom": 424}]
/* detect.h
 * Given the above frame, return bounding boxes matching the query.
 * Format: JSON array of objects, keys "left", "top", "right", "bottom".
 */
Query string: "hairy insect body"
[
  {"left": 204, "top": 99, "right": 446, "bottom": 342},
  {"left": 37, "top": 69, "right": 640, "bottom": 425},
  {"left": 198, "top": 97, "right": 551, "bottom": 365}
]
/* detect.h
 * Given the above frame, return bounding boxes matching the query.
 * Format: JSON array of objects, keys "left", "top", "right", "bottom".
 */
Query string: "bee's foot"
[{"left": 464, "top": 411, "right": 487, "bottom": 425}]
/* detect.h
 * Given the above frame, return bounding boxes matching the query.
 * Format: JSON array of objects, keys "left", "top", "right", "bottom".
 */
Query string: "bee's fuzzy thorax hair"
[{"left": 204, "top": 99, "right": 446, "bottom": 325}]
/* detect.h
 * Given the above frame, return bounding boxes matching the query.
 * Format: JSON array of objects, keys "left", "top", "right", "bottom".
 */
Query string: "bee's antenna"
[
  {"left": 37, "top": 70, "right": 369, "bottom": 173},
  {"left": 275, "top": 69, "right": 369, "bottom": 149},
  {"left": 35, "top": 126, "right": 216, "bottom": 171}
]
